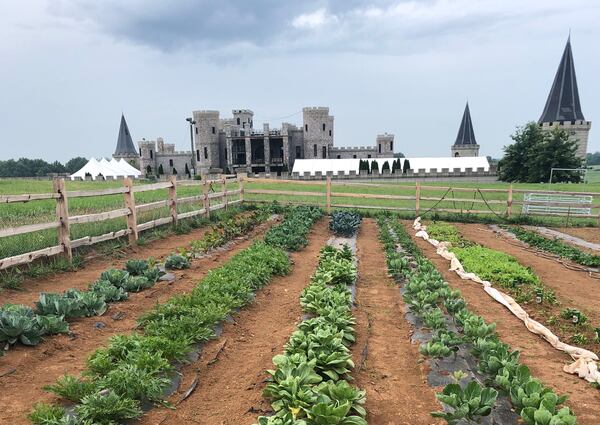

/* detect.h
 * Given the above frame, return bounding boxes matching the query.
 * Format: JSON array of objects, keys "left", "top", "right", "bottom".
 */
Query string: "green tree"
[
  {"left": 145, "top": 165, "right": 152, "bottom": 176},
  {"left": 499, "top": 122, "right": 582, "bottom": 183},
  {"left": 382, "top": 161, "right": 390, "bottom": 173},
  {"left": 158, "top": 164, "right": 164, "bottom": 175},
  {"left": 370, "top": 160, "right": 379, "bottom": 173},
  {"left": 184, "top": 163, "right": 190, "bottom": 178},
  {"left": 393, "top": 152, "right": 405, "bottom": 158},
  {"left": 402, "top": 159, "right": 411, "bottom": 174},
  {"left": 65, "top": 157, "right": 88, "bottom": 174},
  {"left": 586, "top": 152, "right": 600, "bottom": 165}
]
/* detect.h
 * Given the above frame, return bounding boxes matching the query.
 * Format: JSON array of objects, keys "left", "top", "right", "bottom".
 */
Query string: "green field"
[{"left": 0, "top": 177, "right": 598, "bottom": 260}]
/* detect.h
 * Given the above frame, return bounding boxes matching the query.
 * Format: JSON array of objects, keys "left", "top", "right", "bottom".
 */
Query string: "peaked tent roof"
[
  {"left": 538, "top": 37, "right": 585, "bottom": 123},
  {"left": 114, "top": 114, "right": 138, "bottom": 156},
  {"left": 454, "top": 103, "right": 477, "bottom": 145}
]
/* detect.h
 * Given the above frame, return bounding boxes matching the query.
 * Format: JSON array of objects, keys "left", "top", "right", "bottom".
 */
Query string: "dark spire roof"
[
  {"left": 538, "top": 36, "right": 585, "bottom": 123},
  {"left": 114, "top": 114, "right": 138, "bottom": 156},
  {"left": 454, "top": 102, "right": 477, "bottom": 145}
]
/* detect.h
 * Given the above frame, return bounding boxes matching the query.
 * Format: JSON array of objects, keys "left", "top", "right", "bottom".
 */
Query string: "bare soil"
[
  {"left": 455, "top": 223, "right": 600, "bottom": 354},
  {"left": 353, "top": 219, "right": 442, "bottom": 425},
  {"left": 137, "top": 219, "right": 331, "bottom": 425},
  {"left": 555, "top": 227, "right": 600, "bottom": 245},
  {"left": 0, "top": 220, "right": 276, "bottom": 425},
  {"left": 406, "top": 221, "right": 600, "bottom": 425}
]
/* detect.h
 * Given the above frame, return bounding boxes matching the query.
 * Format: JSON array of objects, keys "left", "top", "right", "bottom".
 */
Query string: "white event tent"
[
  {"left": 70, "top": 158, "right": 142, "bottom": 180},
  {"left": 292, "top": 156, "right": 490, "bottom": 176}
]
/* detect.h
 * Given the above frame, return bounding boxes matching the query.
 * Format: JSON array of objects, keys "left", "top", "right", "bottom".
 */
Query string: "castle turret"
[
  {"left": 376, "top": 133, "right": 394, "bottom": 157},
  {"left": 303, "top": 107, "right": 334, "bottom": 159},
  {"left": 451, "top": 102, "right": 480, "bottom": 157},
  {"left": 538, "top": 36, "right": 591, "bottom": 159},
  {"left": 192, "top": 110, "right": 221, "bottom": 174},
  {"left": 113, "top": 114, "right": 140, "bottom": 167},
  {"left": 232, "top": 109, "right": 254, "bottom": 130}
]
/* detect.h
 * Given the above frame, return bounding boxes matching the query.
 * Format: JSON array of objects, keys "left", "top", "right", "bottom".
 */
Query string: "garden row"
[
  {"left": 378, "top": 217, "right": 577, "bottom": 424},
  {"left": 256, "top": 212, "right": 364, "bottom": 424},
  {"left": 507, "top": 226, "right": 600, "bottom": 268},
  {"left": 27, "top": 205, "right": 322, "bottom": 425},
  {"left": 0, "top": 209, "right": 269, "bottom": 357},
  {"left": 426, "top": 222, "right": 600, "bottom": 349}
]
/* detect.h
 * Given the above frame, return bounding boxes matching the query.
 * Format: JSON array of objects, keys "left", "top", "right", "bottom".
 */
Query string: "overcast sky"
[{"left": 1, "top": 0, "right": 599, "bottom": 161}]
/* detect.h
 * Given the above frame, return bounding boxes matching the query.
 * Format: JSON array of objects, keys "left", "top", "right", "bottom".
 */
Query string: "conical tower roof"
[
  {"left": 113, "top": 114, "right": 138, "bottom": 156},
  {"left": 454, "top": 102, "right": 477, "bottom": 145},
  {"left": 538, "top": 36, "right": 585, "bottom": 123}
]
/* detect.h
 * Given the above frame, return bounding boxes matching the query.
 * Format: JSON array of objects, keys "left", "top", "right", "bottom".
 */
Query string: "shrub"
[{"left": 329, "top": 211, "right": 361, "bottom": 237}]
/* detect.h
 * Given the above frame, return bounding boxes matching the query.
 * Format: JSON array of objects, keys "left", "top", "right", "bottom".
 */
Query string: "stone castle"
[{"left": 113, "top": 36, "right": 591, "bottom": 176}]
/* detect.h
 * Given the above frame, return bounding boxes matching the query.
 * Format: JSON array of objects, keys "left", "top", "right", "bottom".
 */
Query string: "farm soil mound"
[
  {"left": 553, "top": 226, "right": 600, "bottom": 246},
  {"left": 0, "top": 220, "right": 276, "bottom": 425},
  {"left": 405, "top": 221, "right": 600, "bottom": 425},
  {"left": 136, "top": 218, "right": 331, "bottom": 425},
  {"left": 352, "top": 219, "right": 442, "bottom": 425}
]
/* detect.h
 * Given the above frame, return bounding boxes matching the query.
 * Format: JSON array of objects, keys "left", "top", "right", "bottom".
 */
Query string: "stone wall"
[
  {"left": 540, "top": 120, "right": 592, "bottom": 159},
  {"left": 302, "top": 107, "right": 333, "bottom": 159},
  {"left": 329, "top": 146, "right": 377, "bottom": 159}
]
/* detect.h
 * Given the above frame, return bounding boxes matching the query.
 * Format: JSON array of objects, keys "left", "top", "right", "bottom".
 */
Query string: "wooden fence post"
[
  {"left": 123, "top": 178, "right": 138, "bottom": 245},
  {"left": 326, "top": 176, "right": 331, "bottom": 214},
  {"left": 169, "top": 176, "right": 178, "bottom": 226},
  {"left": 507, "top": 184, "right": 513, "bottom": 218},
  {"left": 415, "top": 181, "right": 421, "bottom": 217},
  {"left": 53, "top": 178, "right": 72, "bottom": 261},
  {"left": 238, "top": 175, "right": 245, "bottom": 203},
  {"left": 221, "top": 176, "right": 227, "bottom": 210},
  {"left": 202, "top": 178, "right": 210, "bottom": 218}
]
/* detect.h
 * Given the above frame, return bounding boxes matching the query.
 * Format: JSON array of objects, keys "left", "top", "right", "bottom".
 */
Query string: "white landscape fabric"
[
  {"left": 70, "top": 157, "right": 141, "bottom": 180},
  {"left": 292, "top": 156, "right": 490, "bottom": 176}
]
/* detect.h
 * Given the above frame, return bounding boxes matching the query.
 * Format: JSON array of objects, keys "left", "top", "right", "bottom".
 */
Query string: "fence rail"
[{"left": 0, "top": 176, "right": 243, "bottom": 271}]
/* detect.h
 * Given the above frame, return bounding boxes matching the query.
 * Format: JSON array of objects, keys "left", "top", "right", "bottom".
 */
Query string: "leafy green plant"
[
  {"left": 76, "top": 390, "right": 142, "bottom": 424},
  {"left": 420, "top": 341, "right": 452, "bottom": 358},
  {"left": 264, "top": 206, "right": 323, "bottom": 251},
  {"left": 44, "top": 375, "right": 97, "bottom": 402},
  {"left": 164, "top": 254, "right": 190, "bottom": 270},
  {"left": 560, "top": 308, "right": 588, "bottom": 326},
  {"left": 431, "top": 381, "right": 498, "bottom": 424},
  {"left": 329, "top": 211, "right": 362, "bottom": 237},
  {"left": 99, "top": 269, "right": 129, "bottom": 287},
  {"left": 124, "top": 259, "right": 149, "bottom": 275},
  {"left": 28, "top": 403, "right": 66, "bottom": 425},
  {"left": 36, "top": 314, "right": 69, "bottom": 335},
  {"left": 89, "top": 279, "right": 128, "bottom": 302},
  {"left": 122, "top": 275, "right": 154, "bottom": 292},
  {"left": 0, "top": 304, "right": 44, "bottom": 346}
]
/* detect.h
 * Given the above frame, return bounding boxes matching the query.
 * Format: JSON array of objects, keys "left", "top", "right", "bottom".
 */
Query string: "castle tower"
[
  {"left": 538, "top": 36, "right": 591, "bottom": 159},
  {"left": 303, "top": 107, "right": 334, "bottom": 159},
  {"left": 376, "top": 133, "right": 394, "bottom": 157},
  {"left": 451, "top": 102, "right": 480, "bottom": 157},
  {"left": 113, "top": 114, "right": 140, "bottom": 167},
  {"left": 232, "top": 109, "right": 254, "bottom": 130},
  {"left": 192, "top": 110, "right": 221, "bottom": 174}
]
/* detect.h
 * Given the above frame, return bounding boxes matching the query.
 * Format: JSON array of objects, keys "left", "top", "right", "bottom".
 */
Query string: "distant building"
[
  {"left": 189, "top": 107, "right": 393, "bottom": 175},
  {"left": 451, "top": 102, "right": 480, "bottom": 157},
  {"left": 538, "top": 36, "right": 591, "bottom": 159}
]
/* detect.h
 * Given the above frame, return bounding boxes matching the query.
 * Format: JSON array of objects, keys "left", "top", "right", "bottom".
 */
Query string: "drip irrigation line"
[
  {"left": 421, "top": 187, "right": 453, "bottom": 216},
  {"left": 476, "top": 189, "right": 509, "bottom": 221}
]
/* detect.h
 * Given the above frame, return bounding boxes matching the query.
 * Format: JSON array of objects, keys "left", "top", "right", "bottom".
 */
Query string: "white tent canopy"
[
  {"left": 292, "top": 156, "right": 490, "bottom": 176},
  {"left": 70, "top": 158, "right": 142, "bottom": 180}
]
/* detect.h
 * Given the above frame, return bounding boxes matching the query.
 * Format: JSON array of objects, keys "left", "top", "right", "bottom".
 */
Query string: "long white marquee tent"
[
  {"left": 292, "top": 156, "right": 490, "bottom": 176},
  {"left": 70, "top": 158, "right": 142, "bottom": 180}
]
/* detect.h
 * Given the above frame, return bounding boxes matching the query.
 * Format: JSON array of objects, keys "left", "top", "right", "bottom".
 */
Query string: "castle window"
[
  {"left": 195, "top": 127, "right": 198, "bottom": 135},
  {"left": 329, "top": 130, "right": 332, "bottom": 137},
  {"left": 367, "top": 154, "right": 371, "bottom": 158},
  {"left": 305, "top": 124, "right": 308, "bottom": 132},
  {"left": 150, "top": 150, "right": 153, "bottom": 159},
  {"left": 169, "top": 159, "right": 173, "bottom": 167},
  {"left": 204, "top": 147, "right": 208, "bottom": 159},
  {"left": 196, "top": 150, "right": 200, "bottom": 161},
  {"left": 390, "top": 141, "right": 393, "bottom": 150},
  {"left": 296, "top": 146, "right": 301, "bottom": 158},
  {"left": 322, "top": 146, "right": 327, "bottom": 158},
  {"left": 237, "top": 118, "right": 241, "bottom": 125},
  {"left": 322, "top": 123, "right": 326, "bottom": 131},
  {"left": 337, "top": 155, "right": 341, "bottom": 159},
  {"left": 139, "top": 148, "right": 142, "bottom": 156},
  {"left": 353, "top": 155, "right": 357, "bottom": 159},
  {"left": 212, "top": 126, "right": 216, "bottom": 134},
  {"left": 313, "top": 144, "right": 317, "bottom": 157},
  {"left": 224, "top": 148, "right": 227, "bottom": 160},
  {"left": 378, "top": 144, "right": 381, "bottom": 154}
]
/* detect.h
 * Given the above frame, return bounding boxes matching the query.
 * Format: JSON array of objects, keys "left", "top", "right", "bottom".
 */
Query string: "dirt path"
[
  {"left": 352, "top": 219, "right": 441, "bottom": 425},
  {"left": 137, "top": 219, "right": 330, "bottom": 425},
  {"left": 406, "top": 222, "right": 600, "bottom": 425},
  {"left": 554, "top": 226, "right": 600, "bottom": 245},
  {"left": 0, "top": 220, "right": 276, "bottom": 425},
  {"left": 1, "top": 213, "right": 242, "bottom": 306},
  {"left": 455, "top": 223, "right": 600, "bottom": 333}
]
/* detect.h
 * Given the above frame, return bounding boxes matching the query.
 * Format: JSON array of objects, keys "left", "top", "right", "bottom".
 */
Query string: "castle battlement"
[
  {"left": 193, "top": 110, "right": 220, "bottom": 116},
  {"left": 232, "top": 109, "right": 254, "bottom": 115},
  {"left": 540, "top": 120, "right": 591, "bottom": 127},
  {"left": 331, "top": 146, "right": 373, "bottom": 151},
  {"left": 302, "top": 106, "right": 329, "bottom": 113}
]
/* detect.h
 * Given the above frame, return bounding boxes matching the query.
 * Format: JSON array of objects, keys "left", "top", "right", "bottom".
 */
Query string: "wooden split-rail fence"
[{"left": 0, "top": 175, "right": 243, "bottom": 270}]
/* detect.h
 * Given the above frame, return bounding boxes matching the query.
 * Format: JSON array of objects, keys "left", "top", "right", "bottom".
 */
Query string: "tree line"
[{"left": 0, "top": 157, "right": 88, "bottom": 177}]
